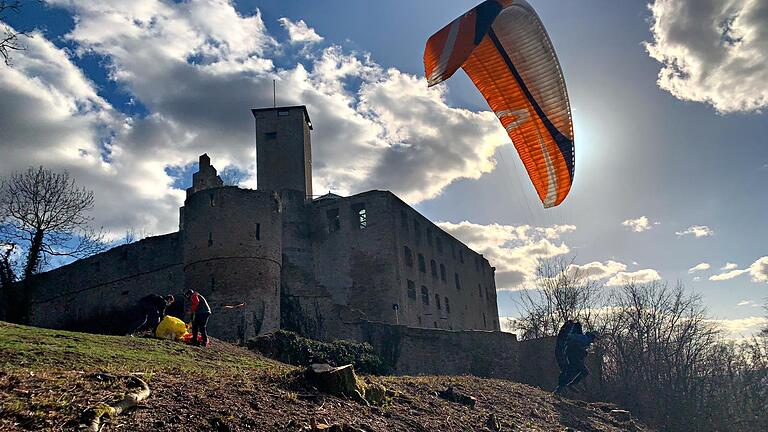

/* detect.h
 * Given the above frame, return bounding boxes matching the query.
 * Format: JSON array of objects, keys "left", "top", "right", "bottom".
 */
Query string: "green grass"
[{"left": 0, "top": 321, "right": 284, "bottom": 376}]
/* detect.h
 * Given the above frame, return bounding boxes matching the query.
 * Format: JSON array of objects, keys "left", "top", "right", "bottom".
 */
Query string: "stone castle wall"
[
  {"left": 182, "top": 187, "right": 283, "bottom": 341},
  {"left": 24, "top": 233, "right": 184, "bottom": 333}
]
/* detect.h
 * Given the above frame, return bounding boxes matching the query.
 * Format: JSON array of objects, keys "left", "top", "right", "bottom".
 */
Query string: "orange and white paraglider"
[{"left": 424, "top": 0, "right": 574, "bottom": 208}]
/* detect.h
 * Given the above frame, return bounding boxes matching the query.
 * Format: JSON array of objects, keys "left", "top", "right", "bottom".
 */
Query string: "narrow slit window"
[
  {"left": 418, "top": 253, "right": 426, "bottom": 273},
  {"left": 208, "top": 232, "right": 213, "bottom": 247},
  {"left": 255, "top": 223, "right": 261, "bottom": 240},
  {"left": 430, "top": 260, "right": 438, "bottom": 279},
  {"left": 445, "top": 297, "right": 450, "bottom": 313},
  {"left": 440, "top": 264, "right": 446, "bottom": 282},
  {"left": 454, "top": 273, "right": 461, "bottom": 290},
  {"left": 435, "top": 295, "right": 441, "bottom": 310},
  {"left": 421, "top": 286, "right": 429, "bottom": 305}
]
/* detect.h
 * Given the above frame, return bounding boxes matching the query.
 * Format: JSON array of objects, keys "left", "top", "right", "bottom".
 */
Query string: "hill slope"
[{"left": 0, "top": 322, "right": 646, "bottom": 431}]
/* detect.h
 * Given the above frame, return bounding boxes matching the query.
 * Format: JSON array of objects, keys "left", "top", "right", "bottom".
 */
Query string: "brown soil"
[{"left": 0, "top": 323, "right": 647, "bottom": 431}]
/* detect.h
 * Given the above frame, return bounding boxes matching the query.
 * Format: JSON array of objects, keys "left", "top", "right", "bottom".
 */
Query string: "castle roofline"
[{"left": 251, "top": 105, "right": 312, "bottom": 130}]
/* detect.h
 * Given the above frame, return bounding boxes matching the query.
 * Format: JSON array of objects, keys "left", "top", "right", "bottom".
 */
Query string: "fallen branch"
[{"left": 80, "top": 375, "right": 150, "bottom": 431}]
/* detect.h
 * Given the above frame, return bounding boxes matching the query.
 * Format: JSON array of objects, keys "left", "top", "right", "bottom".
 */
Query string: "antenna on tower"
[{"left": 272, "top": 79, "right": 276, "bottom": 108}]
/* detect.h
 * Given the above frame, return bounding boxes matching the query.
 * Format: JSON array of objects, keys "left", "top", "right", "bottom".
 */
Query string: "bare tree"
[
  {"left": 0, "top": 166, "right": 105, "bottom": 281},
  {"left": 514, "top": 256, "right": 606, "bottom": 340},
  {"left": 0, "top": 1, "right": 35, "bottom": 66}
]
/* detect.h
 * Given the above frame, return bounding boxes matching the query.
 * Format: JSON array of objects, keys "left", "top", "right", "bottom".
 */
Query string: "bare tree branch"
[{"left": 0, "top": 166, "right": 106, "bottom": 280}]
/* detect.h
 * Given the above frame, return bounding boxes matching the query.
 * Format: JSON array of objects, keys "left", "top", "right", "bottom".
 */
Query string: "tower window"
[
  {"left": 326, "top": 208, "right": 340, "bottom": 232},
  {"left": 208, "top": 232, "right": 213, "bottom": 247},
  {"left": 421, "top": 286, "right": 429, "bottom": 305},
  {"left": 435, "top": 295, "right": 441, "bottom": 310},
  {"left": 404, "top": 246, "right": 413, "bottom": 267},
  {"left": 483, "top": 313, "right": 487, "bottom": 328},
  {"left": 407, "top": 280, "right": 416, "bottom": 300},
  {"left": 255, "top": 223, "right": 261, "bottom": 240},
  {"left": 430, "top": 259, "right": 438, "bottom": 279},
  {"left": 418, "top": 253, "right": 426, "bottom": 273},
  {"left": 445, "top": 297, "right": 450, "bottom": 313},
  {"left": 209, "top": 193, "right": 215, "bottom": 207},
  {"left": 351, "top": 203, "right": 367, "bottom": 229},
  {"left": 440, "top": 264, "right": 446, "bottom": 282},
  {"left": 454, "top": 273, "right": 461, "bottom": 290}
]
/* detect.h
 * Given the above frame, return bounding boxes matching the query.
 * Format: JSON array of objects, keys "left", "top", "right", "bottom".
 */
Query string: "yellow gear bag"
[{"left": 155, "top": 315, "right": 188, "bottom": 340}]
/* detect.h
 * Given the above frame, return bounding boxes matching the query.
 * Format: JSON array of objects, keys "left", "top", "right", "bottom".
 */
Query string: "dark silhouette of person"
[
  {"left": 127, "top": 294, "right": 174, "bottom": 336},
  {"left": 185, "top": 289, "right": 211, "bottom": 347},
  {"left": 554, "top": 320, "right": 576, "bottom": 392}
]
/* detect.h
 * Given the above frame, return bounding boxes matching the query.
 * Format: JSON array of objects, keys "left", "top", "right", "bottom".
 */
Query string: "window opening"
[
  {"left": 265, "top": 131, "right": 277, "bottom": 139},
  {"left": 208, "top": 232, "right": 213, "bottom": 247},
  {"left": 407, "top": 280, "right": 416, "bottom": 300},
  {"left": 404, "top": 246, "right": 414, "bottom": 267},
  {"left": 418, "top": 253, "right": 426, "bottom": 273},
  {"left": 430, "top": 260, "right": 438, "bottom": 279},
  {"left": 421, "top": 286, "right": 429, "bottom": 305},
  {"left": 440, "top": 264, "right": 447, "bottom": 282},
  {"left": 326, "top": 208, "right": 340, "bottom": 232},
  {"left": 255, "top": 223, "right": 261, "bottom": 240},
  {"left": 352, "top": 203, "right": 367, "bottom": 229},
  {"left": 454, "top": 273, "right": 461, "bottom": 290},
  {"left": 435, "top": 295, "right": 441, "bottom": 310},
  {"left": 445, "top": 297, "right": 450, "bottom": 313}
]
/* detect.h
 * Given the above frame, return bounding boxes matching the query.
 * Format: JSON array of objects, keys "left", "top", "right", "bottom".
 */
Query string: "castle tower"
[
  {"left": 251, "top": 106, "right": 313, "bottom": 198},
  {"left": 181, "top": 157, "right": 282, "bottom": 342}
]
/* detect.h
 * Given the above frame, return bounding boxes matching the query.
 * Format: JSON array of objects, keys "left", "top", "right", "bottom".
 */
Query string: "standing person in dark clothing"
[
  {"left": 558, "top": 331, "right": 597, "bottom": 394},
  {"left": 185, "top": 289, "right": 211, "bottom": 347},
  {"left": 554, "top": 320, "right": 576, "bottom": 393},
  {"left": 127, "top": 294, "right": 174, "bottom": 336}
]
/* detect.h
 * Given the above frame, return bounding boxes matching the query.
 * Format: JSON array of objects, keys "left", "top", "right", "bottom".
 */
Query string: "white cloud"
[
  {"left": 709, "top": 256, "right": 768, "bottom": 283},
  {"left": 645, "top": 0, "right": 768, "bottom": 113},
  {"left": 622, "top": 216, "right": 657, "bottom": 232},
  {"left": 676, "top": 225, "right": 714, "bottom": 238},
  {"left": 736, "top": 299, "right": 760, "bottom": 307},
  {"left": 606, "top": 269, "right": 662, "bottom": 286},
  {"left": 721, "top": 262, "right": 739, "bottom": 270},
  {"left": 568, "top": 260, "right": 627, "bottom": 281},
  {"left": 692, "top": 276, "right": 702, "bottom": 281},
  {"left": 709, "top": 316, "right": 768, "bottom": 340},
  {"left": 688, "top": 262, "right": 710, "bottom": 273},
  {"left": 436, "top": 221, "right": 573, "bottom": 290},
  {"left": 1, "top": 0, "right": 511, "bottom": 239},
  {"left": 278, "top": 17, "right": 323, "bottom": 45}
]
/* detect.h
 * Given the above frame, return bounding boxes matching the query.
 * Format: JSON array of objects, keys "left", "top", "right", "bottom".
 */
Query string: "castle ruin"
[{"left": 12, "top": 106, "right": 578, "bottom": 387}]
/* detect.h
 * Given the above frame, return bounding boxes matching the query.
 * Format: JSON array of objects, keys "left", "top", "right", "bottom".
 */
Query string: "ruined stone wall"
[
  {"left": 182, "top": 187, "right": 282, "bottom": 341},
  {"left": 307, "top": 191, "right": 401, "bottom": 325},
  {"left": 24, "top": 233, "right": 184, "bottom": 334},
  {"left": 391, "top": 196, "right": 500, "bottom": 331}
]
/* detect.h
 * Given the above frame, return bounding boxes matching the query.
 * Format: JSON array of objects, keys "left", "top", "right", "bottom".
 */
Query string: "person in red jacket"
[{"left": 185, "top": 289, "right": 212, "bottom": 347}]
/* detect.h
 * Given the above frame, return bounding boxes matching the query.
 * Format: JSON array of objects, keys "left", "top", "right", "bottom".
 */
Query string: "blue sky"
[{"left": 1, "top": 0, "right": 766, "bottom": 337}]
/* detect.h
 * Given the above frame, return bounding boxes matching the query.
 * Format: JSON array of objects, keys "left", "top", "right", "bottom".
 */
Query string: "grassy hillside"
[{"left": 0, "top": 322, "right": 647, "bottom": 431}]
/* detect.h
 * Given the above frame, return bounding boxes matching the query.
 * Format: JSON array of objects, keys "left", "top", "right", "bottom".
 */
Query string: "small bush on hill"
[{"left": 247, "top": 330, "right": 390, "bottom": 375}]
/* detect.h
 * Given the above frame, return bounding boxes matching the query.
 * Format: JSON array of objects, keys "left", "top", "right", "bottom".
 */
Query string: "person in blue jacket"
[{"left": 555, "top": 322, "right": 597, "bottom": 395}]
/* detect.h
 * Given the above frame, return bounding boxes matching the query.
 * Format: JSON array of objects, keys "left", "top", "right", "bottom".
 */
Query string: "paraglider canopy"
[{"left": 424, "top": 0, "right": 574, "bottom": 208}]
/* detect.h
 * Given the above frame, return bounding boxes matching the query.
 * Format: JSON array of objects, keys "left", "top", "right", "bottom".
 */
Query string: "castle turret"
[
  {"left": 252, "top": 106, "right": 313, "bottom": 198},
  {"left": 181, "top": 157, "right": 282, "bottom": 342}
]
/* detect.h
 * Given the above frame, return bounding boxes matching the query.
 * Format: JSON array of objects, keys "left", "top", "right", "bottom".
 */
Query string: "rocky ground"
[{"left": 0, "top": 322, "right": 648, "bottom": 431}]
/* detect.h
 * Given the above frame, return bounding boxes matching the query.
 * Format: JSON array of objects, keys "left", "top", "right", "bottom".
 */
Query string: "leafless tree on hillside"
[
  {"left": 514, "top": 256, "right": 607, "bottom": 340},
  {"left": 0, "top": 166, "right": 106, "bottom": 281}
]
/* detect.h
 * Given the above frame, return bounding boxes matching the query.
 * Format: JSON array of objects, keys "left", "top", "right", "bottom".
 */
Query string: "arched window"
[
  {"left": 430, "top": 260, "right": 438, "bottom": 278},
  {"left": 440, "top": 264, "right": 446, "bottom": 282},
  {"left": 418, "top": 254, "right": 426, "bottom": 273}
]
